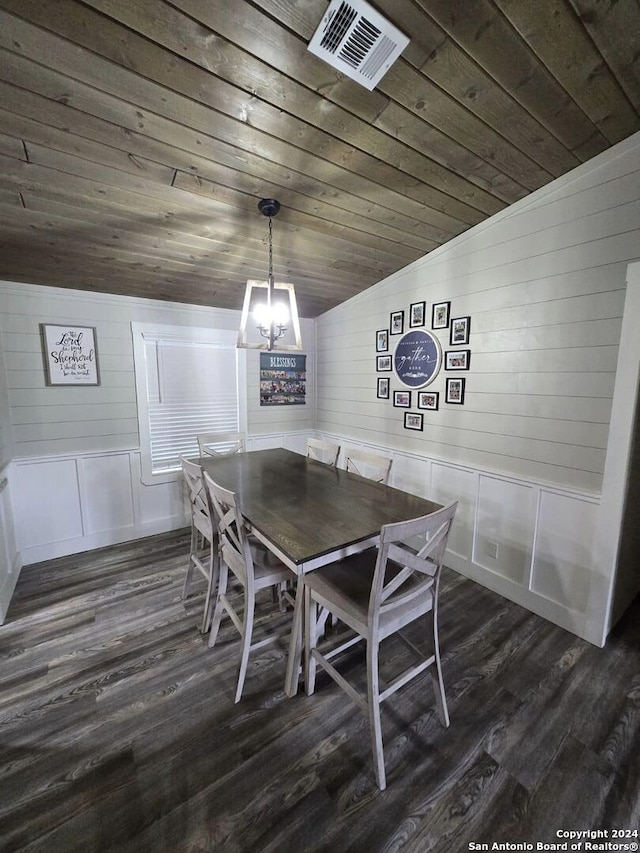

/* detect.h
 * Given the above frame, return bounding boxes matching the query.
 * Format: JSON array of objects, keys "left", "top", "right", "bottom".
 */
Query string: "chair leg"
[
  {"left": 366, "top": 639, "right": 386, "bottom": 791},
  {"left": 208, "top": 562, "right": 228, "bottom": 648},
  {"left": 182, "top": 524, "right": 198, "bottom": 599},
  {"left": 427, "top": 608, "right": 450, "bottom": 727},
  {"left": 201, "top": 539, "right": 219, "bottom": 635},
  {"left": 284, "top": 579, "right": 305, "bottom": 697},
  {"left": 304, "top": 587, "right": 318, "bottom": 696},
  {"left": 234, "top": 589, "right": 255, "bottom": 703}
]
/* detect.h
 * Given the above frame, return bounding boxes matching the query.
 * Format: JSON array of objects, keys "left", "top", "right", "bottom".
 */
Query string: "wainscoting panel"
[
  {"left": 430, "top": 462, "right": 476, "bottom": 562},
  {"left": 11, "top": 451, "right": 187, "bottom": 565},
  {"left": 249, "top": 431, "right": 309, "bottom": 455},
  {"left": 13, "top": 457, "right": 83, "bottom": 549},
  {"left": 78, "top": 453, "right": 135, "bottom": 535},
  {"left": 8, "top": 431, "right": 315, "bottom": 567},
  {"left": 7, "top": 430, "right": 602, "bottom": 643},
  {"left": 388, "top": 451, "right": 433, "bottom": 500},
  {"left": 130, "top": 452, "right": 185, "bottom": 529},
  {"left": 531, "top": 489, "right": 598, "bottom": 613},
  {"left": 317, "top": 431, "right": 601, "bottom": 644},
  {"left": 474, "top": 475, "right": 537, "bottom": 585}
]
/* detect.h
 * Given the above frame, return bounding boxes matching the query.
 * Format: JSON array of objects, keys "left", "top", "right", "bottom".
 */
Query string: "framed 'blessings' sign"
[{"left": 259, "top": 352, "right": 306, "bottom": 406}]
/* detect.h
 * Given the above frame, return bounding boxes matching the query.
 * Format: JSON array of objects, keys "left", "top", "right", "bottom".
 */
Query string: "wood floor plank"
[{"left": 1, "top": 529, "right": 638, "bottom": 852}]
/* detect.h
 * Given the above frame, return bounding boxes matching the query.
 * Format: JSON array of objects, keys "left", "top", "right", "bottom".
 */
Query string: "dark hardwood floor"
[{"left": 1, "top": 530, "right": 638, "bottom": 852}]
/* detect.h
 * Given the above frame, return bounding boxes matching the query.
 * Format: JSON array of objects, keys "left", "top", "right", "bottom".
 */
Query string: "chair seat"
[
  {"left": 250, "top": 542, "right": 291, "bottom": 588},
  {"left": 304, "top": 548, "right": 434, "bottom": 641}
]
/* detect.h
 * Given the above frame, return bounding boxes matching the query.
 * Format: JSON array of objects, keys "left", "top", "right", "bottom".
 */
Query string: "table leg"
[{"left": 284, "top": 576, "right": 305, "bottom": 697}]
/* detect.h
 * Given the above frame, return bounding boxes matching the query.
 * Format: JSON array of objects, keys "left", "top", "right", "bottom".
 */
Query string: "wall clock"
[{"left": 393, "top": 329, "right": 442, "bottom": 389}]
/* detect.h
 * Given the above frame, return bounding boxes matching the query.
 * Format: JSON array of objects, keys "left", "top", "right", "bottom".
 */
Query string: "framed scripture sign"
[
  {"left": 40, "top": 324, "right": 100, "bottom": 385},
  {"left": 393, "top": 329, "right": 442, "bottom": 389}
]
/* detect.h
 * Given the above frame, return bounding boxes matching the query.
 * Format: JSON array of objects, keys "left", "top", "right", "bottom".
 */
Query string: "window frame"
[{"left": 132, "top": 321, "right": 247, "bottom": 485}]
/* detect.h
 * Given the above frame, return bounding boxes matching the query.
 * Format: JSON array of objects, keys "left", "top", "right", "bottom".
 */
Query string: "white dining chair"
[
  {"left": 301, "top": 501, "right": 458, "bottom": 790},
  {"left": 203, "top": 471, "right": 293, "bottom": 703},
  {"left": 198, "top": 431, "right": 246, "bottom": 458},
  {"left": 179, "top": 456, "right": 218, "bottom": 634},
  {"left": 306, "top": 437, "right": 340, "bottom": 467},
  {"left": 345, "top": 448, "right": 393, "bottom": 484}
]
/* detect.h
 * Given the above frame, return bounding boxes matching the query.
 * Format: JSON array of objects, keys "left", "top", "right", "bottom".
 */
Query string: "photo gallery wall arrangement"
[{"left": 375, "top": 299, "right": 471, "bottom": 430}]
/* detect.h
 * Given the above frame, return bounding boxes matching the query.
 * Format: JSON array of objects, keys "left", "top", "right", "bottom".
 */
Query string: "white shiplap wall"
[
  {"left": 316, "top": 134, "right": 640, "bottom": 494},
  {"left": 0, "top": 283, "right": 315, "bottom": 457},
  {"left": 315, "top": 132, "right": 640, "bottom": 646},
  {"left": 0, "top": 284, "right": 315, "bottom": 613},
  {"left": 0, "top": 324, "right": 13, "bottom": 472}
]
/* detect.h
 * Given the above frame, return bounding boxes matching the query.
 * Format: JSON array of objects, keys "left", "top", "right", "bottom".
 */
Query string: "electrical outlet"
[{"left": 485, "top": 539, "right": 499, "bottom": 560}]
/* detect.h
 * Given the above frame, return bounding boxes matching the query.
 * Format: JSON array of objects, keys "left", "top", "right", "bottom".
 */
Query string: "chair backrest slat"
[
  {"left": 345, "top": 448, "right": 392, "bottom": 484},
  {"left": 203, "top": 470, "right": 253, "bottom": 588},
  {"left": 180, "top": 456, "right": 213, "bottom": 537},
  {"left": 369, "top": 502, "right": 457, "bottom": 625},
  {"left": 198, "top": 431, "right": 246, "bottom": 458},
  {"left": 306, "top": 437, "right": 340, "bottom": 467}
]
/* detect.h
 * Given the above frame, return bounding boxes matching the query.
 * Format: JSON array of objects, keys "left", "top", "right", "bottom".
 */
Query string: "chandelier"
[{"left": 237, "top": 198, "right": 302, "bottom": 352}]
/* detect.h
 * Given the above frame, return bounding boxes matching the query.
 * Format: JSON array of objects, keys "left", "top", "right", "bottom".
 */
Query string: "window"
[{"left": 132, "top": 323, "right": 246, "bottom": 483}]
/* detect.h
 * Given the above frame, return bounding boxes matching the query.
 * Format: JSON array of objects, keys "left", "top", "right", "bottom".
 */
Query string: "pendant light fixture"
[{"left": 237, "top": 198, "right": 302, "bottom": 351}]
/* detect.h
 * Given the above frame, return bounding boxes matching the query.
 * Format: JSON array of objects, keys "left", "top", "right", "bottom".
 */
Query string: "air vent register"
[{"left": 308, "top": 0, "right": 409, "bottom": 91}]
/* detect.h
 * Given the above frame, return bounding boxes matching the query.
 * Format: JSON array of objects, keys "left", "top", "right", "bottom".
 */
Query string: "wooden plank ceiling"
[{"left": 0, "top": 0, "right": 639, "bottom": 318}]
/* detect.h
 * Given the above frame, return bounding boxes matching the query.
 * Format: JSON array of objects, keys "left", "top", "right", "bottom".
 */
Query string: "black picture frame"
[
  {"left": 445, "top": 349, "right": 471, "bottom": 371},
  {"left": 432, "top": 301, "right": 451, "bottom": 329},
  {"left": 418, "top": 390, "right": 439, "bottom": 410},
  {"left": 393, "top": 390, "right": 411, "bottom": 408},
  {"left": 409, "top": 301, "right": 426, "bottom": 328},
  {"left": 446, "top": 377, "right": 466, "bottom": 404},
  {"left": 404, "top": 411, "right": 424, "bottom": 431},
  {"left": 376, "top": 329, "right": 389, "bottom": 352},
  {"left": 376, "top": 355, "right": 392, "bottom": 372},
  {"left": 450, "top": 316, "right": 470, "bottom": 346},
  {"left": 377, "top": 377, "right": 390, "bottom": 399},
  {"left": 390, "top": 310, "right": 404, "bottom": 335}
]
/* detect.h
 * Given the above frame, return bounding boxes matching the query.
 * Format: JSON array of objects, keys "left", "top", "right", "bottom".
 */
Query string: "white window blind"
[{"left": 132, "top": 323, "right": 246, "bottom": 483}]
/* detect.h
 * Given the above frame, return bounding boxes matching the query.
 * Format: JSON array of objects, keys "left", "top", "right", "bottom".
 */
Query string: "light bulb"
[
  {"left": 272, "top": 302, "right": 289, "bottom": 326},
  {"left": 253, "top": 301, "right": 289, "bottom": 329},
  {"left": 253, "top": 302, "right": 271, "bottom": 329}
]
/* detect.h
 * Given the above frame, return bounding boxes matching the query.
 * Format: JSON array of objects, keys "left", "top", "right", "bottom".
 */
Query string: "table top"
[{"left": 199, "top": 448, "right": 442, "bottom": 571}]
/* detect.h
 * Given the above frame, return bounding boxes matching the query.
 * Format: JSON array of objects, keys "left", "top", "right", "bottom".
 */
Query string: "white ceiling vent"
[{"left": 308, "top": 0, "right": 409, "bottom": 91}]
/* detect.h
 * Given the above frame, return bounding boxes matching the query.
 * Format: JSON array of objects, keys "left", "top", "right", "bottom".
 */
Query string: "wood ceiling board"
[{"left": 0, "top": 0, "right": 637, "bottom": 315}]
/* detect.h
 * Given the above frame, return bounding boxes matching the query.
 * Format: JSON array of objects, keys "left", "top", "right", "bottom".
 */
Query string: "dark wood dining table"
[{"left": 199, "top": 447, "right": 443, "bottom": 695}]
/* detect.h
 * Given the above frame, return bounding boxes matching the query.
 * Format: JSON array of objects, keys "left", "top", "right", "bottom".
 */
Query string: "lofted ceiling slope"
[{"left": 0, "top": 0, "right": 639, "bottom": 318}]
